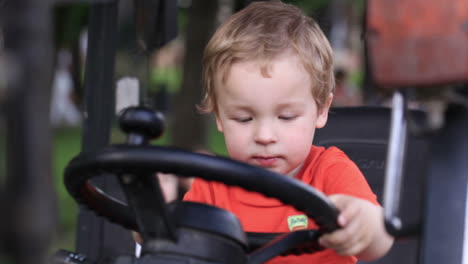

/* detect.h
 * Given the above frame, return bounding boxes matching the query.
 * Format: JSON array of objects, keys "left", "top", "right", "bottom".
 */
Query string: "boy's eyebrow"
[
  {"left": 276, "top": 101, "right": 306, "bottom": 109},
  {"left": 223, "top": 101, "right": 306, "bottom": 112},
  {"left": 223, "top": 103, "right": 252, "bottom": 112}
]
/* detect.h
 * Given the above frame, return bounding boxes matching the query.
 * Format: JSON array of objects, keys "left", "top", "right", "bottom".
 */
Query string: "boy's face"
[{"left": 215, "top": 55, "right": 332, "bottom": 176}]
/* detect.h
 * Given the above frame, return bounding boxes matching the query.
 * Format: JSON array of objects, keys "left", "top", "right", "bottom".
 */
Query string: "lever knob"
[{"left": 118, "top": 106, "right": 165, "bottom": 145}]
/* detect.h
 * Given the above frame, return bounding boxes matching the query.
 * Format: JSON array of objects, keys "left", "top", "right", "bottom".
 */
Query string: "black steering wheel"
[{"left": 64, "top": 107, "right": 340, "bottom": 264}]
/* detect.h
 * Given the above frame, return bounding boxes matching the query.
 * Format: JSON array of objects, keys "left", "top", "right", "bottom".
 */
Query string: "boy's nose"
[{"left": 254, "top": 122, "right": 277, "bottom": 145}]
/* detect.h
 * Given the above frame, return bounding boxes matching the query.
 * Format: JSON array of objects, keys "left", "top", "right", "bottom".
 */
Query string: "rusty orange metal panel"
[{"left": 366, "top": 0, "right": 468, "bottom": 88}]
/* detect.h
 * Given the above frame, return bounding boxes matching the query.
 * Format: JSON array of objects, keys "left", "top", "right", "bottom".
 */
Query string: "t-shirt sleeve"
[{"left": 320, "top": 151, "right": 379, "bottom": 205}]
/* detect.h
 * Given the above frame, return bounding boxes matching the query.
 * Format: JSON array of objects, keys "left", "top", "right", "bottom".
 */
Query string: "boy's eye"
[
  {"left": 279, "top": 115, "right": 297, "bottom": 121},
  {"left": 234, "top": 117, "right": 252, "bottom": 123}
]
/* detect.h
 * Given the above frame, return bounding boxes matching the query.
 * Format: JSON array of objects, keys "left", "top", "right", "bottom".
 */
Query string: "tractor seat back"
[{"left": 313, "top": 106, "right": 432, "bottom": 264}]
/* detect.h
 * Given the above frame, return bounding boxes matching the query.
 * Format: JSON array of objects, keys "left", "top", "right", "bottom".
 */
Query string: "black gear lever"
[{"left": 116, "top": 106, "right": 176, "bottom": 242}]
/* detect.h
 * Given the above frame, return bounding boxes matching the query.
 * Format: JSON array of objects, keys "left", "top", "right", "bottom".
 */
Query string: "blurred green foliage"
[
  {"left": 53, "top": 4, "right": 89, "bottom": 48},
  {"left": 285, "top": 0, "right": 329, "bottom": 16},
  {"left": 150, "top": 66, "right": 182, "bottom": 94},
  {"left": 52, "top": 127, "right": 81, "bottom": 250}
]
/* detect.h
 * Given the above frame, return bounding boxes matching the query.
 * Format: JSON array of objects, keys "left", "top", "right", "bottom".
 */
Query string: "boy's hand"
[
  {"left": 318, "top": 194, "right": 394, "bottom": 261},
  {"left": 132, "top": 231, "right": 143, "bottom": 244}
]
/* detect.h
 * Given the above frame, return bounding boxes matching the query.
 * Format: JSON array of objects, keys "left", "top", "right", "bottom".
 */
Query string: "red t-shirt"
[{"left": 184, "top": 146, "right": 378, "bottom": 264}]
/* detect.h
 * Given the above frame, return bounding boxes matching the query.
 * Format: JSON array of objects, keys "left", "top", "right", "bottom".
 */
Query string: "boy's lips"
[{"left": 252, "top": 156, "right": 278, "bottom": 167}]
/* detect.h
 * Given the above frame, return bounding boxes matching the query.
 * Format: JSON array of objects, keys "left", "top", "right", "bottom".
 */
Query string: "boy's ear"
[
  {"left": 215, "top": 114, "right": 224, "bottom": 132},
  {"left": 316, "top": 93, "right": 333, "bottom": 129}
]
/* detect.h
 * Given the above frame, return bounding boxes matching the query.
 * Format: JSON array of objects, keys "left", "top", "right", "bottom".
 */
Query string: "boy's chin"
[
  {"left": 262, "top": 166, "right": 293, "bottom": 177},
  {"left": 246, "top": 161, "right": 293, "bottom": 176}
]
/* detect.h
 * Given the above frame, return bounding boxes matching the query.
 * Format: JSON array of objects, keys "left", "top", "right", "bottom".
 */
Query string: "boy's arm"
[{"left": 319, "top": 194, "right": 394, "bottom": 261}]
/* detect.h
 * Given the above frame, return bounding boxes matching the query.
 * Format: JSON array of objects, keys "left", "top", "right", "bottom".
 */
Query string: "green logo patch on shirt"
[{"left": 287, "top": 215, "right": 308, "bottom": 231}]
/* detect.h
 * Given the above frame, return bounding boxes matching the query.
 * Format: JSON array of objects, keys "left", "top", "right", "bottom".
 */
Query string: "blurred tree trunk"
[
  {"left": 327, "top": 0, "right": 352, "bottom": 51},
  {"left": 171, "top": 0, "right": 228, "bottom": 150},
  {"left": 2, "top": 1, "right": 56, "bottom": 264}
]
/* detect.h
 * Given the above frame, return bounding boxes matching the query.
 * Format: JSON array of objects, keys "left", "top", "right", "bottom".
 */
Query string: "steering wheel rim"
[{"left": 65, "top": 144, "right": 340, "bottom": 254}]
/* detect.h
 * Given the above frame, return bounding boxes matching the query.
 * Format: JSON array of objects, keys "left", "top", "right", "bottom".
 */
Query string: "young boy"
[{"left": 184, "top": 1, "right": 394, "bottom": 263}]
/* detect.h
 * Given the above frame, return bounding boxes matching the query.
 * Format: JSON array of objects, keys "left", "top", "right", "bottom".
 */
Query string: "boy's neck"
[{"left": 287, "top": 164, "right": 303, "bottom": 178}]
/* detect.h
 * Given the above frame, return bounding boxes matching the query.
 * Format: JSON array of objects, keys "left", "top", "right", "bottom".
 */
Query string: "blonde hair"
[{"left": 199, "top": 0, "right": 335, "bottom": 113}]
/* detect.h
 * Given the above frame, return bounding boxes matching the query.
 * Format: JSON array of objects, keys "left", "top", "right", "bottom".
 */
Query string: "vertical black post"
[
  {"left": 2, "top": 1, "right": 56, "bottom": 264},
  {"left": 421, "top": 104, "right": 468, "bottom": 264},
  {"left": 76, "top": 1, "right": 135, "bottom": 263}
]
